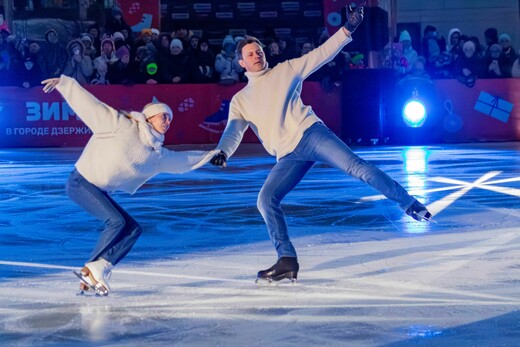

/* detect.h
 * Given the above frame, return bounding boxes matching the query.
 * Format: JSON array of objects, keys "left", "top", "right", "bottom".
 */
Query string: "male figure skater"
[
  {"left": 42, "top": 76, "right": 218, "bottom": 295},
  {"left": 210, "top": 4, "right": 432, "bottom": 282}
]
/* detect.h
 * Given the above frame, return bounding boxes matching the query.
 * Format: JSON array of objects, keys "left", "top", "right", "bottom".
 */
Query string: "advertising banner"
[{"left": 0, "top": 82, "right": 341, "bottom": 148}]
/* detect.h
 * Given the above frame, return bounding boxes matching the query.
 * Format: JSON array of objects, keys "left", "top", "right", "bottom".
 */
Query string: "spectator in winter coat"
[
  {"left": 482, "top": 43, "right": 504, "bottom": 78},
  {"left": 105, "top": 5, "right": 132, "bottom": 36},
  {"left": 395, "top": 30, "right": 418, "bottom": 76},
  {"left": 483, "top": 27, "right": 499, "bottom": 60},
  {"left": 92, "top": 37, "right": 118, "bottom": 84},
  {"left": 80, "top": 33, "right": 97, "bottom": 60},
  {"left": 14, "top": 55, "right": 44, "bottom": 88},
  {"left": 215, "top": 35, "right": 244, "bottom": 85},
  {"left": 156, "top": 33, "right": 171, "bottom": 61},
  {"left": 160, "top": 38, "right": 193, "bottom": 84},
  {"left": 452, "top": 40, "right": 481, "bottom": 87},
  {"left": 131, "top": 45, "right": 161, "bottom": 84},
  {"left": 87, "top": 25, "right": 102, "bottom": 56},
  {"left": 107, "top": 45, "right": 134, "bottom": 85},
  {"left": 62, "top": 39, "right": 94, "bottom": 84},
  {"left": 498, "top": 33, "right": 518, "bottom": 77},
  {"left": 42, "top": 29, "right": 67, "bottom": 78},
  {"left": 191, "top": 37, "right": 216, "bottom": 83}
]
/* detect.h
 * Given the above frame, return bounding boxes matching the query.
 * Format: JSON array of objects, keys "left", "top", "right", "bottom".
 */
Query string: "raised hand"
[
  {"left": 344, "top": 2, "right": 365, "bottom": 34},
  {"left": 41, "top": 78, "right": 61, "bottom": 93}
]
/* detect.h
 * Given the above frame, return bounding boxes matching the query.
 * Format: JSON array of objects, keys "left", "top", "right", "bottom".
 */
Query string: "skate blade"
[
  {"left": 76, "top": 289, "right": 97, "bottom": 297},
  {"left": 73, "top": 270, "right": 109, "bottom": 297},
  {"left": 413, "top": 211, "right": 437, "bottom": 223},
  {"left": 255, "top": 277, "right": 298, "bottom": 285}
]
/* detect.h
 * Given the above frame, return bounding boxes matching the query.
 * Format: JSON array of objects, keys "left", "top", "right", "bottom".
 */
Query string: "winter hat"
[
  {"left": 101, "top": 37, "right": 115, "bottom": 53},
  {"left": 151, "top": 28, "right": 160, "bottom": 35},
  {"left": 113, "top": 31, "right": 125, "bottom": 41},
  {"left": 170, "top": 38, "right": 183, "bottom": 49},
  {"left": 45, "top": 29, "right": 58, "bottom": 42},
  {"left": 142, "top": 103, "right": 173, "bottom": 120},
  {"left": 141, "top": 28, "right": 152, "bottom": 36},
  {"left": 399, "top": 30, "right": 411, "bottom": 43},
  {"left": 463, "top": 41, "right": 475, "bottom": 56},
  {"left": 499, "top": 33, "right": 511, "bottom": 43},
  {"left": 101, "top": 37, "right": 114, "bottom": 46},
  {"left": 116, "top": 45, "right": 130, "bottom": 59},
  {"left": 80, "top": 33, "right": 93, "bottom": 43},
  {"left": 222, "top": 35, "right": 234, "bottom": 47}
]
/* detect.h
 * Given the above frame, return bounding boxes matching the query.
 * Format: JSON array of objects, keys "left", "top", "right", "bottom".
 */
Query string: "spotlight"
[{"left": 402, "top": 88, "right": 427, "bottom": 128}]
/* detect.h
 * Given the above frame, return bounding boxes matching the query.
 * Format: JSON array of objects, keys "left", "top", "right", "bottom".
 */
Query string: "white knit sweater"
[
  {"left": 56, "top": 75, "right": 218, "bottom": 194},
  {"left": 216, "top": 29, "right": 352, "bottom": 161}
]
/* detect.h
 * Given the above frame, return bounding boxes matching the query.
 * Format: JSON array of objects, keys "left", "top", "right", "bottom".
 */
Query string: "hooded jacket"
[{"left": 62, "top": 39, "right": 94, "bottom": 84}]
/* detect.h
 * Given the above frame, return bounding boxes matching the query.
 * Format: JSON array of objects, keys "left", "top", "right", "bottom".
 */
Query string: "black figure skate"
[
  {"left": 406, "top": 200, "right": 433, "bottom": 222},
  {"left": 256, "top": 257, "right": 299, "bottom": 283}
]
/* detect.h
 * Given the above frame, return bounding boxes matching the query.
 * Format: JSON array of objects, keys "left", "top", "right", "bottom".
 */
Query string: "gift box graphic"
[{"left": 474, "top": 91, "right": 514, "bottom": 123}]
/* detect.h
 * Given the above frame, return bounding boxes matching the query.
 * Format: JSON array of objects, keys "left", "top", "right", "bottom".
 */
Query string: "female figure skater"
[{"left": 42, "top": 75, "right": 218, "bottom": 295}]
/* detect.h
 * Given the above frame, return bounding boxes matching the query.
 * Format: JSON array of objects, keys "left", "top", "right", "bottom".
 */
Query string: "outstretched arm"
[
  {"left": 289, "top": 3, "right": 364, "bottom": 80},
  {"left": 210, "top": 118, "right": 249, "bottom": 167},
  {"left": 158, "top": 149, "right": 221, "bottom": 173},
  {"left": 41, "top": 75, "right": 120, "bottom": 133}
]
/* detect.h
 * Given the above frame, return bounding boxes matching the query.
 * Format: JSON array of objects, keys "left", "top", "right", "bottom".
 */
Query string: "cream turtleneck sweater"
[
  {"left": 56, "top": 75, "right": 218, "bottom": 193},
  {"left": 216, "top": 29, "right": 352, "bottom": 161}
]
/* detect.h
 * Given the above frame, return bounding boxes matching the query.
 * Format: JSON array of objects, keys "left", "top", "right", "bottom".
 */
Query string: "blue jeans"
[
  {"left": 66, "top": 169, "right": 142, "bottom": 266},
  {"left": 257, "top": 122, "right": 416, "bottom": 259}
]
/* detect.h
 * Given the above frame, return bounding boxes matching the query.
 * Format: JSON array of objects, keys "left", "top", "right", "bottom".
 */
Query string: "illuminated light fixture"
[{"left": 402, "top": 87, "right": 427, "bottom": 128}]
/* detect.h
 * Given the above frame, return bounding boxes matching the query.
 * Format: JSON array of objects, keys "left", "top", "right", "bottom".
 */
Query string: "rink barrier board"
[{"left": 0, "top": 79, "right": 518, "bottom": 148}]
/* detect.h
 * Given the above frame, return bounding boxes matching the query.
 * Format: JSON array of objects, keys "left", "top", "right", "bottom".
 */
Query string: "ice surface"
[{"left": 1, "top": 143, "right": 520, "bottom": 346}]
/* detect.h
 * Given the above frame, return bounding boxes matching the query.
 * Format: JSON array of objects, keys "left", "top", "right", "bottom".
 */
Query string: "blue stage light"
[{"left": 402, "top": 88, "right": 427, "bottom": 128}]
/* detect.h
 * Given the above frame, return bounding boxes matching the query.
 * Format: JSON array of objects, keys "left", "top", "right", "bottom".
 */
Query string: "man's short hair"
[{"left": 236, "top": 36, "right": 263, "bottom": 59}]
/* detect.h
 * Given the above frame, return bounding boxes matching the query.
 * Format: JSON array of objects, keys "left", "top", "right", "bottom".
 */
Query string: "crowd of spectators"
[
  {"left": 0, "top": 6, "right": 519, "bottom": 89},
  {"left": 383, "top": 25, "right": 520, "bottom": 88}
]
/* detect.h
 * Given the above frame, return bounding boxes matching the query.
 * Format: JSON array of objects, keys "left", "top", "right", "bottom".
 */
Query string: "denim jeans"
[
  {"left": 66, "top": 169, "right": 142, "bottom": 266},
  {"left": 257, "top": 122, "right": 416, "bottom": 259}
]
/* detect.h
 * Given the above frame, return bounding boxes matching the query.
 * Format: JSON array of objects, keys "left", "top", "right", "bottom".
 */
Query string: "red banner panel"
[
  {"left": 0, "top": 82, "right": 341, "bottom": 148},
  {"left": 432, "top": 79, "right": 520, "bottom": 143}
]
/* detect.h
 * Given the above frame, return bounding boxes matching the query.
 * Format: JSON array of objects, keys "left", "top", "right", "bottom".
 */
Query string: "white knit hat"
[
  {"left": 170, "top": 38, "right": 183, "bottom": 49},
  {"left": 399, "top": 30, "right": 411, "bottom": 43},
  {"left": 112, "top": 31, "right": 125, "bottom": 41},
  {"left": 142, "top": 103, "right": 173, "bottom": 119}
]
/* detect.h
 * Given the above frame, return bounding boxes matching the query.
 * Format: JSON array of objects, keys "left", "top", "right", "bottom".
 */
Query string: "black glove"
[
  {"left": 344, "top": 2, "right": 365, "bottom": 34},
  {"left": 210, "top": 150, "right": 227, "bottom": 167}
]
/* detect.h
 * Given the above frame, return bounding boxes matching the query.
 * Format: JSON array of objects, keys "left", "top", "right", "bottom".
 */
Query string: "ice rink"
[{"left": 1, "top": 142, "right": 520, "bottom": 346}]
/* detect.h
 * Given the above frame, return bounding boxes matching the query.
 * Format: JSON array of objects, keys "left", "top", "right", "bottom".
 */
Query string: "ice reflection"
[
  {"left": 405, "top": 325, "right": 443, "bottom": 338},
  {"left": 403, "top": 147, "right": 430, "bottom": 234},
  {"left": 80, "top": 304, "right": 112, "bottom": 342}
]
